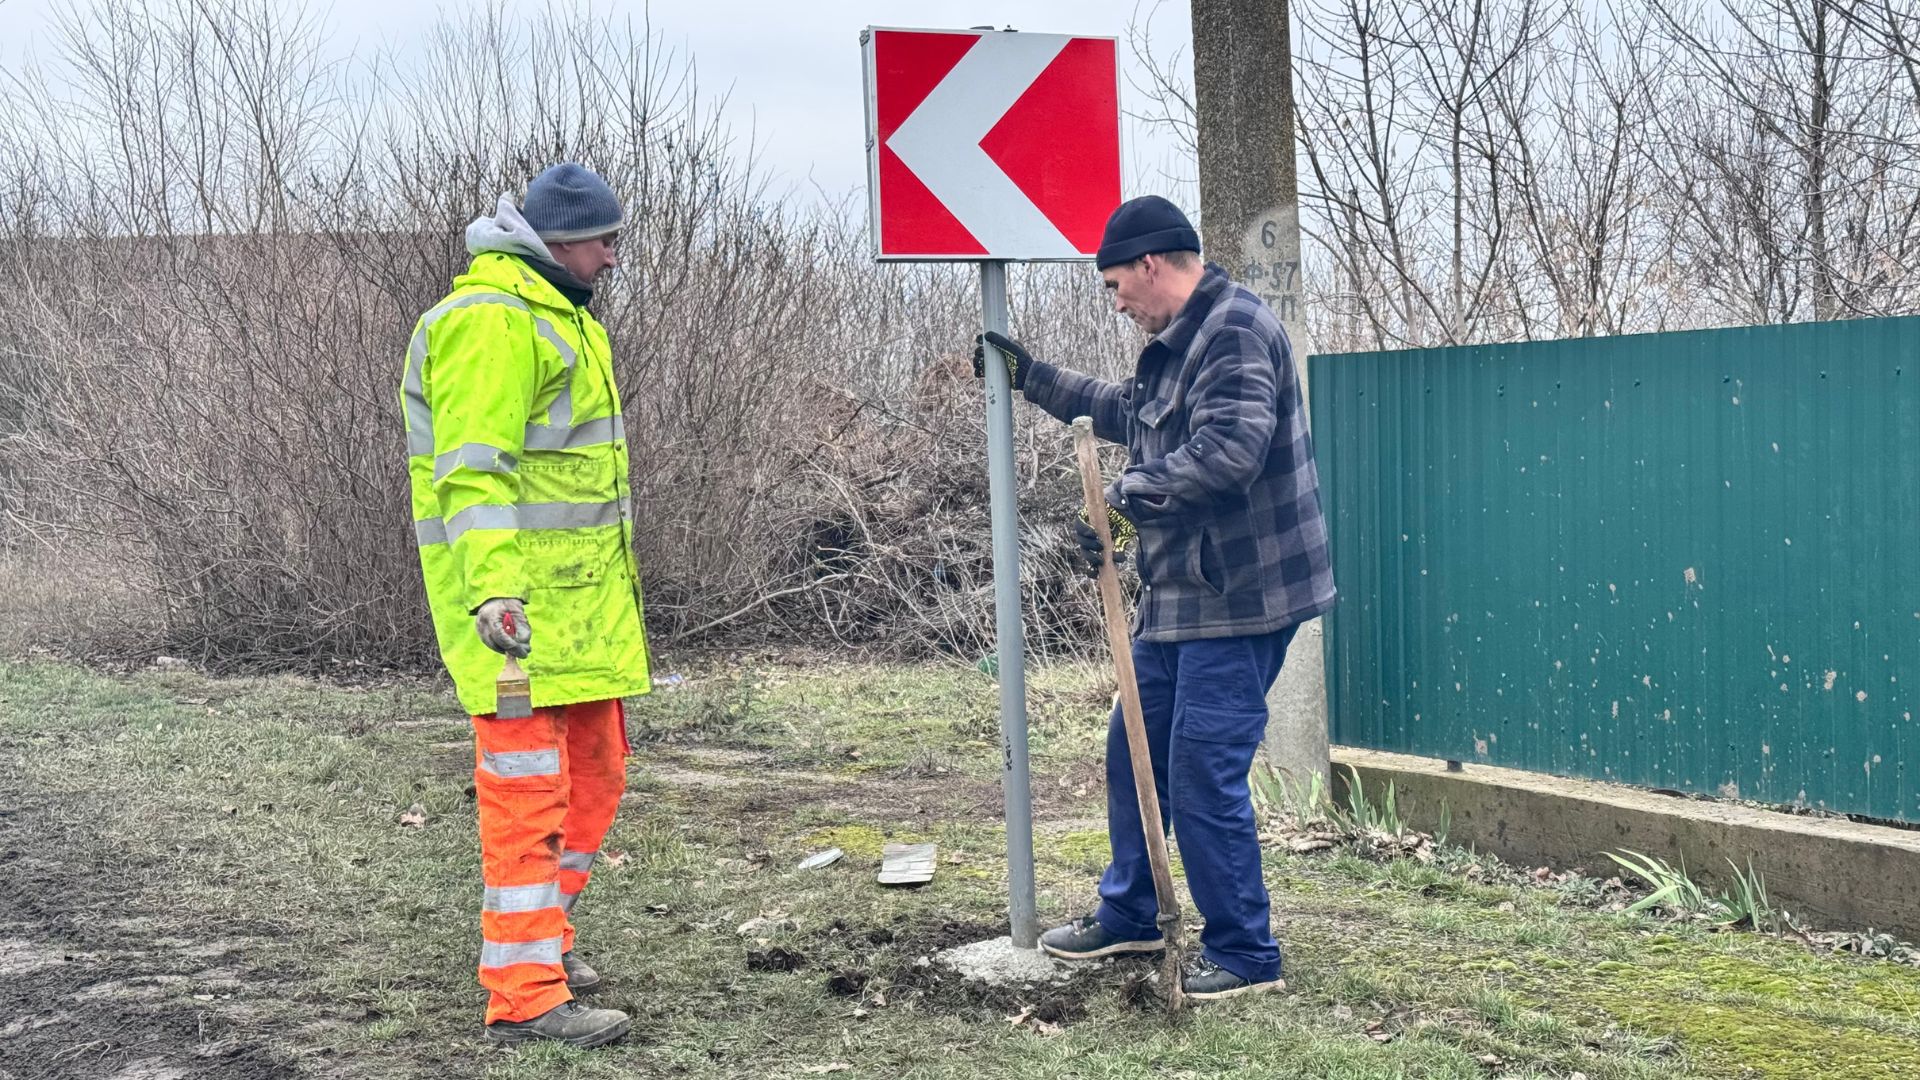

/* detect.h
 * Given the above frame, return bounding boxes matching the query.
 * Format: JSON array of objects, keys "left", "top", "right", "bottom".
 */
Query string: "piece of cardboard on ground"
[{"left": 877, "top": 842, "right": 937, "bottom": 886}]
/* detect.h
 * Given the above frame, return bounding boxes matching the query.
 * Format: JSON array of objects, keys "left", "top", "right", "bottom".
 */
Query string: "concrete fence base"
[{"left": 1334, "top": 747, "right": 1920, "bottom": 940}]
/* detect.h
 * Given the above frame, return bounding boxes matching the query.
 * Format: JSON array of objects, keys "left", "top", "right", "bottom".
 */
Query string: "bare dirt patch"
[
  {"left": 643, "top": 744, "right": 1014, "bottom": 825},
  {"left": 801, "top": 915, "right": 1156, "bottom": 1033},
  {"left": 0, "top": 797, "right": 308, "bottom": 1080}
]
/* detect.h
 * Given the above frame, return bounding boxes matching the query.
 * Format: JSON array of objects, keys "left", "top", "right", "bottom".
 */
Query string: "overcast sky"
[{"left": 0, "top": 0, "right": 1199, "bottom": 204}]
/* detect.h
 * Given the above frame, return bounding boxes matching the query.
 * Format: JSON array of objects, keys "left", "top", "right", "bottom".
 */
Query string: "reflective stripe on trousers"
[
  {"left": 479, "top": 936, "right": 563, "bottom": 969},
  {"left": 479, "top": 748, "right": 561, "bottom": 780},
  {"left": 483, "top": 882, "right": 562, "bottom": 914}
]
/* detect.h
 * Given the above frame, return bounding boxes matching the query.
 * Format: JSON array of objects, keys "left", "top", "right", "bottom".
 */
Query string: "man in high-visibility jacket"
[{"left": 401, "top": 163, "right": 650, "bottom": 1048}]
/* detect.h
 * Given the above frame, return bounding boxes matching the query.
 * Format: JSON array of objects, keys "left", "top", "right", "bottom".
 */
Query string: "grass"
[{"left": 3, "top": 653, "right": 1920, "bottom": 1078}]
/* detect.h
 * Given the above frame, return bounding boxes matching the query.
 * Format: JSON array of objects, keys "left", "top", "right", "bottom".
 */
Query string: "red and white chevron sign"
[{"left": 862, "top": 27, "right": 1123, "bottom": 261}]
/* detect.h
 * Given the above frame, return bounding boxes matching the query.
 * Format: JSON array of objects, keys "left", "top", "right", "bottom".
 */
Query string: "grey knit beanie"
[{"left": 522, "top": 164, "right": 624, "bottom": 243}]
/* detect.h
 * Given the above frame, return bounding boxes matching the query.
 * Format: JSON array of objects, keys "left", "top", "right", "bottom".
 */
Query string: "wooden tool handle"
[{"left": 1072, "top": 417, "right": 1184, "bottom": 1010}]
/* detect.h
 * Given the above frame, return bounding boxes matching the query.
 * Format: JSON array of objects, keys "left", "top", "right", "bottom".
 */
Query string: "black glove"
[
  {"left": 1071, "top": 505, "right": 1137, "bottom": 578},
  {"left": 972, "top": 331, "right": 1033, "bottom": 391}
]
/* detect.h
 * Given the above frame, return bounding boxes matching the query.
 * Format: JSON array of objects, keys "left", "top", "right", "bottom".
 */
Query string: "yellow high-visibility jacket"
[{"left": 401, "top": 242, "right": 649, "bottom": 715}]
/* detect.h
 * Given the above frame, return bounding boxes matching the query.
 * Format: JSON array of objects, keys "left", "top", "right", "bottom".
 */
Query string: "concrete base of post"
[{"left": 935, "top": 936, "right": 1067, "bottom": 986}]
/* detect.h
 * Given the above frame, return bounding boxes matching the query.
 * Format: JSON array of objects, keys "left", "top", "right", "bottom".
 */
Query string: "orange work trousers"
[{"left": 470, "top": 697, "right": 628, "bottom": 1024}]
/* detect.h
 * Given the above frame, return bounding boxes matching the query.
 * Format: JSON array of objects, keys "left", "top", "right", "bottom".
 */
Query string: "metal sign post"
[
  {"left": 978, "top": 259, "right": 1036, "bottom": 947},
  {"left": 862, "top": 25, "right": 1122, "bottom": 952}
]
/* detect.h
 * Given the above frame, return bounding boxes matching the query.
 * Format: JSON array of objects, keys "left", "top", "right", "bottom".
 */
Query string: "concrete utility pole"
[{"left": 1191, "top": 0, "right": 1331, "bottom": 789}]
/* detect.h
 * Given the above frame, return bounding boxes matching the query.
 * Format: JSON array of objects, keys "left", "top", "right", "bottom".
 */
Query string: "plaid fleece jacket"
[{"left": 1023, "top": 263, "right": 1337, "bottom": 641}]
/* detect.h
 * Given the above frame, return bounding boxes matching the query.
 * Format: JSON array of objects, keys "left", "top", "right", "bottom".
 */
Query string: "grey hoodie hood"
[
  {"left": 464, "top": 194, "right": 594, "bottom": 299},
  {"left": 466, "top": 195, "right": 558, "bottom": 263}
]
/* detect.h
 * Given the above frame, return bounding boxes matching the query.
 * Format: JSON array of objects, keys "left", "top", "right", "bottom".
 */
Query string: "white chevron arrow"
[{"left": 885, "top": 33, "right": 1079, "bottom": 257}]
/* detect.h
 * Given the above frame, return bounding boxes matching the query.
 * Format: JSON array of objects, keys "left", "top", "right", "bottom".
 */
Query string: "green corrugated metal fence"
[{"left": 1310, "top": 317, "right": 1920, "bottom": 822}]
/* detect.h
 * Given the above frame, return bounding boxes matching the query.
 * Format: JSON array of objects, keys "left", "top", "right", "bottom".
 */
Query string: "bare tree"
[
  {"left": 1124, "top": 0, "right": 1199, "bottom": 178},
  {"left": 1488, "top": 11, "right": 1679, "bottom": 337},
  {"left": 1291, "top": 0, "right": 1561, "bottom": 348},
  {"left": 1122, "top": 0, "right": 1920, "bottom": 351},
  {"left": 1638, "top": 0, "right": 1920, "bottom": 323}
]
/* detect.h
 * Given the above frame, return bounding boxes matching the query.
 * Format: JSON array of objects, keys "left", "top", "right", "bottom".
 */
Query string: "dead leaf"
[
  {"left": 799, "top": 1066, "right": 852, "bottom": 1075},
  {"left": 601, "top": 850, "right": 629, "bottom": 867},
  {"left": 737, "top": 913, "right": 795, "bottom": 936},
  {"left": 1007, "top": 1006, "right": 1033, "bottom": 1026},
  {"left": 1495, "top": 901, "right": 1516, "bottom": 913},
  {"left": 1031, "top": 1019, "right": 1063, "bottom": 1037},
  {"left": 1290, "top": 838, "right": 1336, "bottom": 853},
  {"left": 1478, "top": 1053, "right": 1504, "bottom": 1066},
  {"left": 398, "top": 803, "right": 428, "bottom": 828}
]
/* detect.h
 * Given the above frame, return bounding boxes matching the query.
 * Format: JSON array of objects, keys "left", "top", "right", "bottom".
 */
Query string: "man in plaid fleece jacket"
[{"left": 974, "top": 195, "right": 1336, "bottom": 1000}]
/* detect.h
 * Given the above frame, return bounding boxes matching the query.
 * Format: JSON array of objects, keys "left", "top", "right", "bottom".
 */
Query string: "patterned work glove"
[
  {"left": 1071, "top": 505, "right": 1137, "bottom": 579},
  {"left": 474, "top": 597, "right": 532, "bottom": 658},
  {"left": 972, "top": 331, "right": 1033, "bottom": 391}
]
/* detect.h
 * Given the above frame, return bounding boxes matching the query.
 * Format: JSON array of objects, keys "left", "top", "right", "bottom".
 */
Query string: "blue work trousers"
[{"left": 1094, "top": 625, "right": 1297, "bottom": 983}]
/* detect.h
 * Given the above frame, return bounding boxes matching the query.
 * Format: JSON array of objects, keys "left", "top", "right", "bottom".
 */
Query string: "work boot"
[
  {"left": 484, "top": 1001, "right": 631, "bottom": 1048},
  {"left": 1038, "top": 915, "right": 1164, "bottom": 961},
  {"left": 563, "top": 951, "right": 602, "bottom": 993},
  {"left": 1180, "top": 955, "right": 1284, "bottom": 1001}
]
